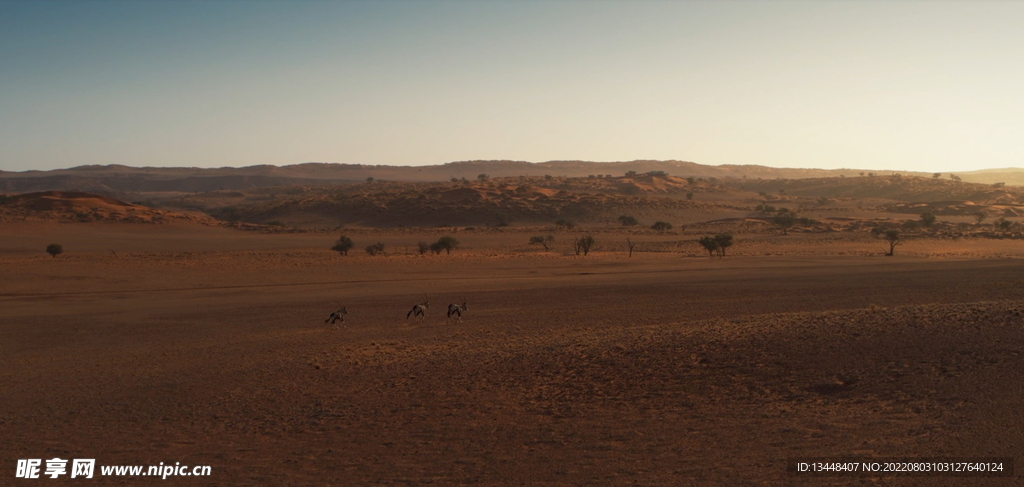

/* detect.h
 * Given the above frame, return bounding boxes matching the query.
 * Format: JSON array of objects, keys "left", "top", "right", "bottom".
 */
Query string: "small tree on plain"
[
  {"left": 772, "top": 213, "right": 796, "bottom": 235},
  {"left": 880, "top": 229, "right": 901, "bottom": 256},
  {"left": 574, "top": 235, "right": 595, "bottom": 256},
  {"left": 651, "top": 221, "right": 673, "bottom": 232},
  {"left": 555, "top": 218, "right": 575, "bottom": 230},
  {"left": 529, "top": 235, "right": 554, "bottom": 251},
  {"left": 626, "top": 238, "right": 636, "bottom": 257},
  {"left": 364, "top": 242, "right": 385, "bottom": 256},
  {"left": 974, "top": 212, "right": 987, "bottom": 225},
  {"left": 417, "top": 241, "right": 430, "bottom": 255},
  {"left": 698, "top": 236, "right": 718, "bottom": 258},
  {"left": 434, "top": 236, "right": 460, "bottom": 254},
  {"left": 331, "top": 235, "right": 354, "bottom": 255},
  {"left": 46, "top": 244, "right": 63, "bottom": 259},
  {"left": 714, "top": 233, "right": 733, "bottom": 257}
]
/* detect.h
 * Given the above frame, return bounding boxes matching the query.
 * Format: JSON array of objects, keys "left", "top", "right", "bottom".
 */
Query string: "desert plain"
[{"left": 4, "top": 170, "right": 1024, "bottom": 486}]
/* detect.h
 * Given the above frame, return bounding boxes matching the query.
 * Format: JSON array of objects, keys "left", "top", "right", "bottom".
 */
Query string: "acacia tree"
[
  {"left": 46, "top": 243, "right": 63, "bottom": 258},
  {"left": 772, "top": 213, "right": 796, "bottom": 235},
  {"left": 626, "top": 238, "right": 636, "bottom": 257},
  {"left": 714, "top": 233, "right": 733, "bottom": 257},
  {"left": 574, "top": 235, "right": 595, "bottom": 256},
  {"left": 331, "top": 235, "right": 354, "bottom": 255},
  {"left": 698, "top": 236, "right": 719, "bottom": 258},
  {"left": 882, "top": 229, "right": 901, "bottom": 256},
  {"left": 434, "top": 236, "right": 460, "bottom": 254},
  {"left": 529, "top": 235, "right": 554, "bottom": 251}
]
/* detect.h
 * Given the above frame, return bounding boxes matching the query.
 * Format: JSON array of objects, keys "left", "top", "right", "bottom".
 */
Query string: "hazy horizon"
[{"left": 2, "top": 1, "right": 1022, "bottom": 174}]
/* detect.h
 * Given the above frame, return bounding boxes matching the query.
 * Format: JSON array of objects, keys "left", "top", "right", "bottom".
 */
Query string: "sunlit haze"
[{"left": 1, "top": 1, "right": 1022, "bottom": 173}]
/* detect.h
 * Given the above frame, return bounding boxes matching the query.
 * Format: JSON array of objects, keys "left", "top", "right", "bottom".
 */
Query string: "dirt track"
[{"left": 3, "top": 225, "right": 1024, "bottom": 485}]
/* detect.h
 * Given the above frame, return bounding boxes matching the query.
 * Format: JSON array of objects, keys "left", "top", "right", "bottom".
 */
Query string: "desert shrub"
[
  {"left": 46, "top": 244, "right": 63, "bottom": 258},
  {"left": 0, "top": 194, "right": 10, "bottom": 204},
  {"left": 417, "top": 241, "right": 430, "bottom": 255},
  {"left": 618, "top": 215, "right": 639, "bottom": 226},
  {"left": 647, "top": 170, "right": 667, "bottom": 177},
  {"left": 974, "top": 212, "right": 987, "bottom": 224},
  {"left": 651, "top": 221, "right": 673, "bottom": 232},
  {"left": 574, "top": 235, "right": 595, "bottom": 256},
  {"left": 364, "top": 242, "right": 385, "bottom": 256},
  {"left": 366, "top": 177, "right": 374, "bottom": 182},
  {"left": 555, "top": 218, "right": 575, "bottom": 230},
  {"left": 625, "top": 171, "right": 637, "bottom": 177},
  {"left": 902, "top": 220, "right": 921, "bottom": 230},
  {"left": 686, "top": 177, "right": 696, "bottom": 184},
  {"left": 995, "top": 217, "right": 1013, "bottom": 232},
  {"left": 477, "top": 174, "right": 489, "bottom": 181},
  {"left": 495, "top": 213, "right": 509, "bottom": 227},
  {"left": 755, "top": 203, "right": 776, "bottom": 214},
  {"left": 994, "top": 182, "right": 1006, "bottom": 188},
  {"left": 933, "top": 173, "right": 942, "bottom": 179},
  {"left": 434, "top": 236, "right": 460, "bottom": 254},
  {"left": 529, "top": 235, "right": 554, "bottom": 251},
  {"left": 920, "top": 212, "right": 936, "bottom": 228},
  {"left": 331, "top": 235, "right": 354, "bottom": 255},
  {"left": 686, "top": 192, "right": 694, "bottom": 200}
]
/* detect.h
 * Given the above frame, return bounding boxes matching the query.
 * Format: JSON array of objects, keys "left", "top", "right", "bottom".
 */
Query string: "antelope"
[
  {"left": 406, "top": 295, "right": 429, "bottom": 321},
  {"left": 325, "top": 305, "right": 348, "bottom": 329},
  {"left": 447, "top": 296, "right": 468, "bottom": 324}
]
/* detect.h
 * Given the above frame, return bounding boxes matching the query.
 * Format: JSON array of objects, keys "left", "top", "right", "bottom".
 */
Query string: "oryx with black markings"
[
  {"left": 406, "top": 295, "right": 430, "bottom": 321},
  {"left": 447, "top": 296, "right": 468, "bottom": 324},
  {"left": 325, "top": 304, "right": 348, "bottom": 329}
]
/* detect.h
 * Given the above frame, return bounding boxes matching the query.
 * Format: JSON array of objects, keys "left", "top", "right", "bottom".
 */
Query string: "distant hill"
[
  {"left": 0, "top": 191, "right": 218, "bottom": 224},
  {"left": 1, "top": 160, "right": 1021, "bottom": 194}
]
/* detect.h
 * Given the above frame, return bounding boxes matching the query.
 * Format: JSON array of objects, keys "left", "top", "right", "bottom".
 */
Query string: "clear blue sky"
[{"left": 1, "top": 0, "right": 1022, "bottom": 173}]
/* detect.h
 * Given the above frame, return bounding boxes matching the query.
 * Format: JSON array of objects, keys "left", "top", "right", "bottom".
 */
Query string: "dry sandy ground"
[{"left": 4, "top": 223, "right": 1024, "bottom": 486}]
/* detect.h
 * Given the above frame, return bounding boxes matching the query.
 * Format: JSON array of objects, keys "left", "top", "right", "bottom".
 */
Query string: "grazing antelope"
[
  {"left": 406, "top": 295, "right": 429, "bottom": 321},
  {"left": 447, "top": 296, "right": 468, "bottom": 324},
  {"left": 325, "top": 306, "right": 348, "bottom": 329}
]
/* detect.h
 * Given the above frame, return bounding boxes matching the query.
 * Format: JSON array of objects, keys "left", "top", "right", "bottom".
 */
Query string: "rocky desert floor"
[{"left": 4, "top": 222, "right": 1024, "bottom": 486}]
